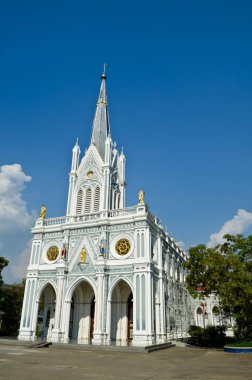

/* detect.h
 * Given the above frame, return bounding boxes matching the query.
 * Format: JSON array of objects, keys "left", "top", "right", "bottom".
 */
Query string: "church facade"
[{"left": 18, "top": 72, "right": 192, "bottom": 346}]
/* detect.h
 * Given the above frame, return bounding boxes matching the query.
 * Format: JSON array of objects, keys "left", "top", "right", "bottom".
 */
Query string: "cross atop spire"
[
  {"left": 90, "top": 69, "right": 110, "bottom": 161},
  {"left": 102, "top": 63, "right": 107, "bottom": 78}
]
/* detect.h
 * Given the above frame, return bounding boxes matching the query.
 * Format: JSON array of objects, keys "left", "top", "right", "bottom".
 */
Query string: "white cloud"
[
  {"left": 10, "top": 239, "right": 32, "bottom": 281},
  {"left": 207, "top": 209, "right": 252, "bottom": 247},
  {"left": 0, "top": 164, "right": 36, "bottom": 283},
  {"left": 0, "top": 164, "right": 33, "bottom": 230}
]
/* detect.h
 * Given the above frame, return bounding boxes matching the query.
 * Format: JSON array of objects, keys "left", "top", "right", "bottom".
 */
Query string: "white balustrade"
[
  {"left": 44, "top": 217, "right": 66, "bottom": 226},
  {"left": 109, "top": 206, "right": 137, "bottom": 217},
  {"left": 41, "top": 206, "right": 139, "bottom": 226}
]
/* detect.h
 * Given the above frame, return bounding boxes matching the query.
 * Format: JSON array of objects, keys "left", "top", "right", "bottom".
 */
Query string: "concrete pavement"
[{"left": 0, "top": 342, "right": 251, "bottom": 379}]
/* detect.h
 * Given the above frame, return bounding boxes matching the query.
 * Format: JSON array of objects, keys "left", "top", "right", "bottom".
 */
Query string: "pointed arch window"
[
  {"left": 76, "top": 189, "right": 83, "bottom": 215},
  {"left": 85, "top": 188, "right": 92, "bottom": 214},
  {"left": 113, "top": 191, "right": 117, "bottom": 210},
  {"left": 94, "top": 186, "right": 100, "bottom": 213}
]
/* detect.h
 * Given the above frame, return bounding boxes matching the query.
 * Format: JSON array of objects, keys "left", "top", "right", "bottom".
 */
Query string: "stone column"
[
  {"left": 106, "top": 299, "right": 112, "bottom": 344},
  {"left": 18, "top": 278, "right": 37, "bottom": 342},
  {"left": 132, "top": 266, "right": 155, "bottom": 347},
  {"left": 93, "top": 268, "right": 106, "bottom": 344},
  {"left": 155, "top": 289, "right": 161, "bottom": 338},
  {"left": 61, "top": 300, "right": 71, "bottom": 343},
  {"left": 51, "top": 269, "right": 66, "bottom": 343},
  {"left": 157, "top": 274, "right": 166, "bottom": 343}
]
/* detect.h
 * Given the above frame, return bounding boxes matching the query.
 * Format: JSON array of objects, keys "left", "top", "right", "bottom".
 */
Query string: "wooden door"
[
  {"left": 90, "top": 297, "right": 95, "bottom": 340},
  {"left": 127, "top": 293, "right": 133, "bottom": 341}
]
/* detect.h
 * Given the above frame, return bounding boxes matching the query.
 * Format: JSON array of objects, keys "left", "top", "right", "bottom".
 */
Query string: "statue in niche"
[
  {"left": 40, "top": 204, "right": 46, "bottom": 219},
  {"left": 80, "top": 247, "right": 86, "bottom": 263},
  {"left": 138, "top": 189, "right": 145, "bottom": 204},
  {"left": 61, "top": 244, "right": 67, "bottom": 259},
  {"left": 99, "top": 242, "right": 104, "bottom": 256}
]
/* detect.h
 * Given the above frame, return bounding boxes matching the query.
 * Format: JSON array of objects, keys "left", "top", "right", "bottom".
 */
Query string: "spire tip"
[{"left": 102, "top": 63, "right": 107, "bottom": 79}]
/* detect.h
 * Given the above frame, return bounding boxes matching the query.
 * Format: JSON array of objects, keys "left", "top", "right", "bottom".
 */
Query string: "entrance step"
[
  {"left": 27, "top": 341, "right": 52, "bottom": 348},
  {"left": 144, "top": 342, "right": 175, "bottom": 353},
  {"left": 52, "top": 341, "right": 175, "bottom": 354},
  {"left": 0, "top": 338, "right": 175, "bottom": 353}
]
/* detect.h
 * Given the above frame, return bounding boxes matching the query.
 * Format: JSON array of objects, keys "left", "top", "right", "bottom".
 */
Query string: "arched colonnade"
[{"left": 35, "top": 278, "right": 133, "bottom": 345}]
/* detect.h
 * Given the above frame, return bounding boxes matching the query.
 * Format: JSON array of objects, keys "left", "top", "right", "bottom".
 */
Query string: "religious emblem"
[
  {"left": 80, "top": 247, "right": 86, "bottom": 263},
  {"left": 138, "top": 189, "right": 145, "bottom": 204},
  {"left": 61, "top": 244, "right": 67, "bottom": 259},
  {"left": 47, "top": 246, "right": 59, "bottom": 261},
  {"left": 99, "top": 242, "right": 104, "bottom": 256},
  {"left": 115, "top": 239, "right": 131, "bottom": 256},
  {"left": 86, "top": 171, "right": 94, "bottom": 180},
  {"left": 40, "top": 204, "right": 47, "bottom": 219}
]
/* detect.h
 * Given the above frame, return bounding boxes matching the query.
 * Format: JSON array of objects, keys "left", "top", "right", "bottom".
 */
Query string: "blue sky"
[{"left": 1, "top": 1, "right": 252, "bottom": 282}]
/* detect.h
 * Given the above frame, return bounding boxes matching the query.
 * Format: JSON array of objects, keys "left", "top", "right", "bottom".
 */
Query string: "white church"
[{"left": 18, "top": 71, "right": 221, "bottom": 346}]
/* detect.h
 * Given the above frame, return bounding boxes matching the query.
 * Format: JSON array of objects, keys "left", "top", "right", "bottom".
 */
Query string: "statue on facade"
[
  {"left": 99, "top": 242, "right": 104, "bottom": 256},
  {"left": 40, "top": 204, "right": 46, "bottom": 219},
  {"left": 61, "top": 244, "right": 67, "bottom": 259},
  {"left": 138, "top": 189, "right": 145, "bottom": 204},
  {"left": 80, "top": 247, "right": 86, "bottom": 263}
]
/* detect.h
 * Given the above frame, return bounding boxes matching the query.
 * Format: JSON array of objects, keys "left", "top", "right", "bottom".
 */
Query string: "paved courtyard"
[{"left": 0, "top": 342, "right": 252, "bottom": 380}]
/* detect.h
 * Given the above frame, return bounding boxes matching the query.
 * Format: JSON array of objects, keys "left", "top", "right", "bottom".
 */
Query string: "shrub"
[
  {"left": 188, "top": 325, "right": 204, "bottom": 337},
  {"left": 187, "top": 325, "right": 226, "bottom": 348}
]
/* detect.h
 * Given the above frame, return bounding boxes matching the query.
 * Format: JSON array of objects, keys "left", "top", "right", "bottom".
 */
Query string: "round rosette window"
[
  {"left": 115, "top": 239, "right": 131, "bottom": 256},
  {"left": 46, "top": 246, "right": 59, "bottom": 261},
  {"left": 110, "top": 234, "right": 134, "bottom": 259}
]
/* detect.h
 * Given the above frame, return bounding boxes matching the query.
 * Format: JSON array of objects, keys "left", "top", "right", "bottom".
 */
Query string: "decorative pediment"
[{"left": 78, "top": 145, "right": 103, "bottom": 176}]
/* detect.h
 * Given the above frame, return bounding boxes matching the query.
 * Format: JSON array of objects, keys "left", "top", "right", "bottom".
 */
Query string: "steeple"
[
  {"left": 90, "top": 67, "right": 110, "bottom": 161},
  {"left": 71, "top": 138, "right": 80, "bottom": 173}
]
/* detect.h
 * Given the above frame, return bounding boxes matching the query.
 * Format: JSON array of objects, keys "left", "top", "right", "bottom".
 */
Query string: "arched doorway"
[
  {"left": 68, "top": 281, "right": 95, "bottom": 344},
  {"left": 36, "top": 284, "right": 56, "bottom": 341},
  {"left": 196, "top": 307, "right": 204, "bottom": 328},
  {"left": 110, "top": 280, "right": 133, "bottom": 345},
  {"left": 212, "top": 306, "right": 220, "bottom": 326}
]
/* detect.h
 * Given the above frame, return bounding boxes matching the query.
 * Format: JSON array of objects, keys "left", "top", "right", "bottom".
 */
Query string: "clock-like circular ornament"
[
  {"left": 86, "top": 171, "right": 94, "bottom": 180},
  {"left": 47, "top": 246, "right": 59, "bottom": 261},
  {"left": 115, "top": 239, "right": 131, "bottom": 256}
]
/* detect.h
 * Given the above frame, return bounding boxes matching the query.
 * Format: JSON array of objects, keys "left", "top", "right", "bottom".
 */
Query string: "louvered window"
[
  {"left": 85, "top": 188, "right": 92, "bottom": 214},
  {"left": 94, "top": 187, "right": 100, "bottom": 213},
  {"left": 76, "top": 189, "right": 83, "bottom": 215}
]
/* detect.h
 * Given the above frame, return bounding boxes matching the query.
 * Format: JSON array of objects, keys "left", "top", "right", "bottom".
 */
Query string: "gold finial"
[
  {"left": 40, "top": 204, "right": 46, "bottom": 219},
  {"left": 138, "top": 189, "right": 145, "bottom": 204}
]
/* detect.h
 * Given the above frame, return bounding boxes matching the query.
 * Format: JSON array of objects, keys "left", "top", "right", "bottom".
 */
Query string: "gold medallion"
[
  {"left": 47, "top": 246, "right": 59, "bottom": 261},
  {"left": 115, "top": 239, "right": 131, "bottom": 256}
]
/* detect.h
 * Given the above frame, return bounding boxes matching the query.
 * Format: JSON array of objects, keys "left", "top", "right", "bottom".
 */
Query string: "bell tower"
[{"left": 66, "top": 69, "right": 126, "bottom": 216}]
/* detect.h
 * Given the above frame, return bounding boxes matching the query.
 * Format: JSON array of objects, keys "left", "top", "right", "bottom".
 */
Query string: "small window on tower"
[
  {"left": 94, "top": 186, "right": 100, "bottom": 213},
  {"left": 85, "top": 188, "right": 92, "bottom": 214},
  {"left": 76, "top": 189, "right": 83, "bottom": 215}
]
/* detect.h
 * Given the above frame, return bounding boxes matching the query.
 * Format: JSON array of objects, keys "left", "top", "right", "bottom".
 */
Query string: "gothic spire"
[{"left": 90, "top": 67, "right": 110, "bottom": 161}]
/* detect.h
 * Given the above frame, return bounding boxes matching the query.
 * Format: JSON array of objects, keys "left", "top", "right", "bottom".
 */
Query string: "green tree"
[
  {"left": 0, "top": 256, "right": 9, "bottom": 302},
  {"left": 0, "top": 257, "right": 8, "bottom": 285},
  {"left": 184, "top": 234, "right": 252, "bottom": 341},
  {"left": 0, "top": 283, "right": 25, "bottom": 336}
]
